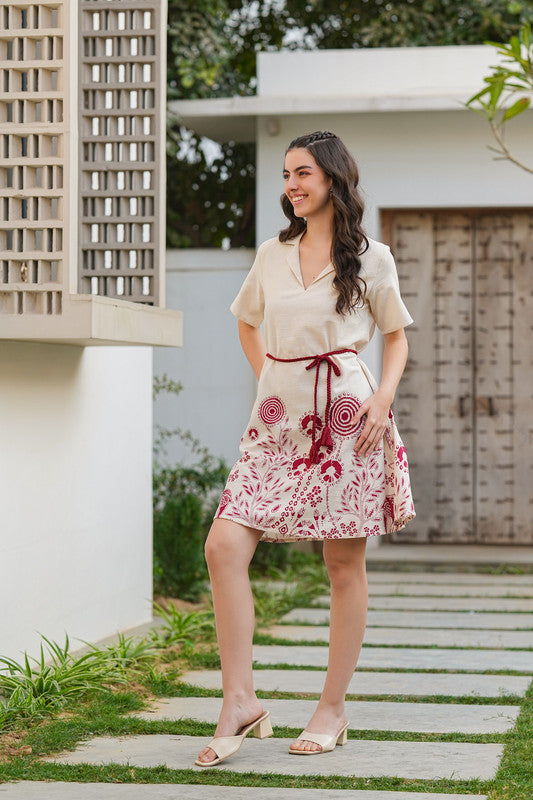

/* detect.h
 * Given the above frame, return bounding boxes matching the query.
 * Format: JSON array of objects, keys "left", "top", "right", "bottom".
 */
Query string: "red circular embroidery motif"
[
  {"left": 259, "top": 396, "right": 285, "bottom": 425},
  {"left": 329, "top": 394, "right": 363, "bottom": 437}
]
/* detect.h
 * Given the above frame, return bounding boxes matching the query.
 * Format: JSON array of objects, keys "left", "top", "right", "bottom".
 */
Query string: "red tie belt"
[{"left": 266, "top": 348, "right": 359, "bottom": 465}]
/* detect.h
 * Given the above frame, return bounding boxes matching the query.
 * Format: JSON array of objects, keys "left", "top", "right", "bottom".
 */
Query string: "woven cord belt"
[{"left": 265, "top": 348, "right": 359, "bottom": 465}]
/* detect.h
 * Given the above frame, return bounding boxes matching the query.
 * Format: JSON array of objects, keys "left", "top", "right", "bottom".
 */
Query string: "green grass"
[
  {"left": 253, "top": 632, "right": 533, "bottom": 652},
  {"left": 0, "top": 762, "right": 493, "bottom": 796},
  {"left": 488, "top": 679, "right": 533, "bottom": 800},
  {"left": 313, "top": 602, "right": 533, "bottom": 610},
  {"left": 157, "top": 680, "right": 525, "bottom": 706},
  {"left": 278, "top": 618, "right": 533, "bottom": 630},
  {"left": 252, "top": 662, "right": 532, "bottom": 676}
]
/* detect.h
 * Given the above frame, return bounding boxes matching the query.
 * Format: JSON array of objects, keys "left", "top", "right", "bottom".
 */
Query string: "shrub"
[{"left": 153, "top": 493, "right": 207, "bottom": 601}]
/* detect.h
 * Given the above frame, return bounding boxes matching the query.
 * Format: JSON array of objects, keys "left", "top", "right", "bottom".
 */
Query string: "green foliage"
[
  {"left": 152, "top": 447, "right": 228, "bottom": 601},
  {"left": 166, "top": 0, "right": 255, "bottom": 249},
  {"left": 166, "top": 129, "right": 255, "bottom": 248},
  {"left": 84, "top": 634, "right": 159, "bottom": 677},
  {"left": 152, "top": 374, "right": 229, "bottom": 601},
  {"left": 167, "top": 0, "right": 229, "bottom": 100},
  {"left": 281, "top": 0, "right": 529, "bottom": 49},
  {"left": 0, "top": 634, "right": 125, "bottom": 730},
  {"left": 0, "top": 603, "right": 217, "bottom": 732},
  {"left": 150, "top": 602, "right": 215, "bottom": 649},
  {"left": 252, "top": 580, "right": 318, "bottom": 627},
  {"left": 168, "top": 0, "right": 528, "bottom": 248},
  {"left": 251, "top": 541, "right": 291, "bottom": 574},
  {"left": 153, "top": 494, "right": 207, "bottom": 601},
  {"left": 467, "top": 22, "right": 533, "bottom": 174}
]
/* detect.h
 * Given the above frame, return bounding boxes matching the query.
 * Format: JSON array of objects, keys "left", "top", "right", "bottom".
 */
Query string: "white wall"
[
  {"left": 0, "top": 343, "right": 153, "bottom": 661},
  {"left": 153, "top": 249, "right": 256, "bottom": 467},
  {"left": 258, "top": 46, "right": 497, "bottom": 100}
]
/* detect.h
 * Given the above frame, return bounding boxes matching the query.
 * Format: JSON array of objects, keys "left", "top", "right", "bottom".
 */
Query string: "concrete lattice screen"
[
  {"left": 0, "top": 1, "right": 64, "bottom": 316},
  {"left": 79, "top": 0, "right": 161, "bottom": 305},
  {"left": 0, "top": 0, "right": 178, "bottom": 345}
]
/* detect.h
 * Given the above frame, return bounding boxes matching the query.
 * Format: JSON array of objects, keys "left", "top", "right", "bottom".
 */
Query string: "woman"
[{"left": 195, "top": 130, "right": 415, "bottom": 767}]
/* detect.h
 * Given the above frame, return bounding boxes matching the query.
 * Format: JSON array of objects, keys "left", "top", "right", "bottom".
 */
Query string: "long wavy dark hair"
[{"left": 279, "top": 130, "right": 369, "bottom": 315}]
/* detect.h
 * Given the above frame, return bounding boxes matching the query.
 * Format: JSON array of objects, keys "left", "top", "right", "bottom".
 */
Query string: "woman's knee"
[
  {"left": 323, "top": 539, "right": 367, "bottom": 589},
  {"left": 204, "top": 519, "right": 259, "bottom": 572}
]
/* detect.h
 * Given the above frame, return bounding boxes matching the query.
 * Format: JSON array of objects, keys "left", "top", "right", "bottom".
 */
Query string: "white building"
[
  {"left": 0, "top": 1, "right": 181, "bottom": 661},
  {"left": 166, "top": 45, "right": 533, "bottom": 546}
]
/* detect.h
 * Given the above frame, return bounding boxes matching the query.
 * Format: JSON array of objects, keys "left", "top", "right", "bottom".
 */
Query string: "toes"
[
  {"left": 197, "top": 747, "right": 216, "bottom": 763},
  {"left": 303, "top": 740, "right": 321, "bottom": 752},
  {"left": 292, "top": 739, "right": 321, "bottom": 752}
]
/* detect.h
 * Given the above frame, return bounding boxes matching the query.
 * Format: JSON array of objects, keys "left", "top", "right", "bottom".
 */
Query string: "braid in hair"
[
  {"left": 287, "top": 131, "right": 338, "bottom": 148},
  {"left": 279, "top": 131, "right": 369, "bottom": 315}
]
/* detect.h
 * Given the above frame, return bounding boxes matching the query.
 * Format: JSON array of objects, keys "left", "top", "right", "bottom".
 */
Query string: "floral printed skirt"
[{"left": 215, "top": 354, "right": 416, "bottom": 542}]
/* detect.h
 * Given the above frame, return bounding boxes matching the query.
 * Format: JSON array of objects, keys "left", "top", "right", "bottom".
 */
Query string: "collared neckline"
[{"left": 285, "top": 231, "right": 334, "bottom": 290}]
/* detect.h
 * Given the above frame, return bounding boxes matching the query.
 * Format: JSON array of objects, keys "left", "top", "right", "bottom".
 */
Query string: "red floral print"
[{"left": 215, "top": 389, "right": 415, "bottom": 541}]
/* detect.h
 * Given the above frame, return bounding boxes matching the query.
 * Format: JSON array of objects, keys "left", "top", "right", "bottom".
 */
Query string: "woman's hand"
[
  {"left": 351, "top": 328, "right": 408, "bottom": 457},
  {"left": 350, "top": 390, "right": 392, "bottom": 457}
]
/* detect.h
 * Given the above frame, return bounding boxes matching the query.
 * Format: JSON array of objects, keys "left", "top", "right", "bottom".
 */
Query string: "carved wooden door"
[{"left": 382, "top": 210, "right": 533, "bottom": 544}]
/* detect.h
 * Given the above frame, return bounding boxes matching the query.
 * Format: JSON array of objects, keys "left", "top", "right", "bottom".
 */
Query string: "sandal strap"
[
  {"left": 207, "top": 735, "right": 241, "bottom": 760},
  {"left": 296, "top": 729, "right": 334, "bottom": 748}
]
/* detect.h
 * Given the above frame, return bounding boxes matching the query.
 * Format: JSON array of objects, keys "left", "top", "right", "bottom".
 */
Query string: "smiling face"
[{"left": 283, "top": 148, "right": 332, "bottom": 219}]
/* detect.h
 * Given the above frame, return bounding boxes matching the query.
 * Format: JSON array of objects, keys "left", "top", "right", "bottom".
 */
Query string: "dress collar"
[{"left": 285, "top": 231, "right": 335, "bottom": 289}]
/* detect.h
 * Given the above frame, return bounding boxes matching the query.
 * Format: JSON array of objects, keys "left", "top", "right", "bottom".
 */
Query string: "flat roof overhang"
[{"left": 168, "top": 91, "right": 475, "bottom": 142}]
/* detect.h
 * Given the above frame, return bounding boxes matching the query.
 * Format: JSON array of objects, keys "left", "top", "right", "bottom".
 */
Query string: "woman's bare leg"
[
  {"left": 197, "top": 518, "right": 263, "bottom": 763},
  {"left": 290, "top": 536, "right": 368, "bottom": 752}
]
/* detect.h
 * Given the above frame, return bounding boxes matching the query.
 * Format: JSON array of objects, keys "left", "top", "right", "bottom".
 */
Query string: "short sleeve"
[
  {"left": 366, "top": 246, "right": 414, "bottom": 333},
  {"left": 229, "top": 245, "right": 265, "bottom": 327}
]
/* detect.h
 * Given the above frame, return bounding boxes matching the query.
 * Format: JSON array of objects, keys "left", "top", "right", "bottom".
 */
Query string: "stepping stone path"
[{"left": 4, "top": 569, "right": 532, "bottom": 799}]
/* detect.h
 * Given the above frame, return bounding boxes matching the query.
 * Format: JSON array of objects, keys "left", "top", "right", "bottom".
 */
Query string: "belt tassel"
[{"left": 266, "top": 348, "right": 358, "bottom": 466}]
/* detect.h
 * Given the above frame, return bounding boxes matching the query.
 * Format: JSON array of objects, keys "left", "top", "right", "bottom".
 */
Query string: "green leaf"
[
  {"left": 501, "top": 96, "right": 531, "bottom": 122},
  {"left": 489, "top": 76, "right": 506, "bottom": 107}
]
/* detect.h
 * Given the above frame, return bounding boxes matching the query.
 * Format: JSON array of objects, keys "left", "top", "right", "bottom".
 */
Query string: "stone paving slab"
[
  {"left": 134, "top": 696, "right": 519, "bottom": 734},
  {"left": 367, "top": 571, "right": 533, "bottom": 585},
  {"left": 269, "top": 624, "right": 533, "bottom": 649},
  {"left": 346, "top": 596, "right": 533, "bottom": 612},
  {"left": 45, "top": 735, "right": 504, "bottom": 780},
  {"left": 253, "top": 644, "right": 533, "bottom": 671},
  {"left": 181, "top": 668, "right": 532, "bottom": 698},
  {"left": 366, "top": 584, "right": 533, "bottom": 598},
  {"left": 367, "top": 543, "right": 533, "bottom": 567},
  {"left": 283, "top": 609, "right": 533, "bottom": 630},
  {"left": 0, "top": 784, "right": 489, "bottom": 800}
]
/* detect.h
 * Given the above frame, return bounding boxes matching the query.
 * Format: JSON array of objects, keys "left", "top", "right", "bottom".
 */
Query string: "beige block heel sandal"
[
  {"left": 288, "top": 721, "right": 349, "bottom": 755},
  {"left": 194, "top": 710, "right": 273, "bottom": 767}
]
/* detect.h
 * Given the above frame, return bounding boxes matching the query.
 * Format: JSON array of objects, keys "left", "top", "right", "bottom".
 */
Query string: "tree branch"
[{"left": 488, "top": 119, "right": 533, "bottom": 175}]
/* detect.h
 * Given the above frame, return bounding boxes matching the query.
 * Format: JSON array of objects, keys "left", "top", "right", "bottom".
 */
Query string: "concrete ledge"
[{"left": 0, "top": 294, "right": 183, "bottom": 347}]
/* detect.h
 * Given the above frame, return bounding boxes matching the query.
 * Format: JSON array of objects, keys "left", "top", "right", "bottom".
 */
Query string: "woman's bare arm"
[
  {"left": 351, "top": 327, "right": 409, "bottom": 456},
  {"left": 237, "top": 319, "right": 267, "bottom": 380}
]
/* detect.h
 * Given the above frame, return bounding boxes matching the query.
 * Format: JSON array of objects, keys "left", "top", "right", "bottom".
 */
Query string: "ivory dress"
[{"left": 215, "top": 232, "right": 416, "bottom": 541}]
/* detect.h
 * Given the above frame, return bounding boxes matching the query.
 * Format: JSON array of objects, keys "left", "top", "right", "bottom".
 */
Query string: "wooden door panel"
[
  {"left": 433, "top": 213, "right": 475, "bottom": 541},
  {"left": 474, "top": 214, "right": 515, "bottom": 543},
  {"left": 383, "top": 208, "right": 533, "bottom": 545},
  {"left": 389, "top": 212, "right": 438, "bottom": 542},
  {"left": 511, "top": 213, "right": 533, "bottom": 543}
]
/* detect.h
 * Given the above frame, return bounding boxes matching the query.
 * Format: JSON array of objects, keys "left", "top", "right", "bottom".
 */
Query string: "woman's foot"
[
  {"left": 289, "top": 706, "right": 348, "bottom": 753},
  {"left": 196, "top": 697, "right": 265, "bottom": 764}
]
